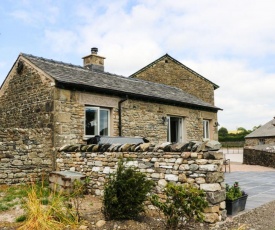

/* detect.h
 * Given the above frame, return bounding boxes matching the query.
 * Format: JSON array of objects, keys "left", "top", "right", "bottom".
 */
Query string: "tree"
[
  {"left": 218, "top": 127, "right": 228, "bottom": 137},
  {"left": 237, "top": 127, "right": 247, "bottom": 134}
]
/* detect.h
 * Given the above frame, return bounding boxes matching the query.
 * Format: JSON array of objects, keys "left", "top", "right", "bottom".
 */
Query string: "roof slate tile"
[{"left": 22, "top": 53, "right": 220, "bottom": 111}]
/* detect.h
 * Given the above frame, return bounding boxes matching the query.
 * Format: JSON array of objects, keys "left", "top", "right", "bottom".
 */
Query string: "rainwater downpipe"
[{"left": 118, "top": 96, "right": 128, "bottom": 136}]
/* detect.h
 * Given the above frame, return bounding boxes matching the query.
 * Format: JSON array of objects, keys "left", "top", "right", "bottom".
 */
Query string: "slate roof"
[
  {"left": 130, "top": 54, "right": 219, "bottom": 90},
  {"left": 21, "top": 53, "right": 220, "bottom": 111},
  {"left": 245, "top": 119, "right": 275, "bottom": 138}
]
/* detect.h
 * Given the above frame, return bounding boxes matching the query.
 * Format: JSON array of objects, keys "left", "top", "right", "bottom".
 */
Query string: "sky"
[{"left": 1, "top": 0, "right": 275, "bottom": 131}]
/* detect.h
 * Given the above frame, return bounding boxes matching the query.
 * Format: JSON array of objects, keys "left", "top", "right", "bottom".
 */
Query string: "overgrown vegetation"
[
  {"left": 69, "top": 178, "right": 91, "bottom": 221},
  {"left": 151, "top": 183, "right": 208, "bottom": 229},
  {"left": 0, "top": 183, "right": 46, "bottom": 212},
  {"left": 18, "top": 181, "right": 77, "bottom": 230},
  {"left": 0, "top": 177, "right": 89, "bottom": 230},
  {"left": 218, "top": 126, "right": 261, "bottom": 142},
  {"left": 102, "top": 159, "right": 155, "bottom": 220}
]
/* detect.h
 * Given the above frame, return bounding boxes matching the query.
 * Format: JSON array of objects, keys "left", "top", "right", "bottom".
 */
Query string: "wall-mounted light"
[
  {"left": 213, "top": 121, "right": 220, "bottom": 127},
  {"left": 162, "top": 116, "right": 168, "bottom": 125}
]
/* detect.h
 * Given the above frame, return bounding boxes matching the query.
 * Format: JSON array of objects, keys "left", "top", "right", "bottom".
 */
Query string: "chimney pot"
[{"left": 91, "top": 47, "right": 98, "bottom": 54}]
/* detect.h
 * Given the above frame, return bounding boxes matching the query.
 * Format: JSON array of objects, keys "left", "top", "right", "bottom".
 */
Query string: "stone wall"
[
  {"left": 0, "top": 128, "right": 53, "bottom": 184},
  {"left": 244, "top": 147, "right": 275, "bottom": 168},
  {"left": 56, "top": 143, "right": 226, "bottom": 224},
  {"left": 245, "top": 137, "right": 275, "bottom": 146},
  {"left": 131, "top": 57, "right": 216, "bottom": 105},
  {"left": 0, "top": 58, "right": 54, "bottom": 129}
]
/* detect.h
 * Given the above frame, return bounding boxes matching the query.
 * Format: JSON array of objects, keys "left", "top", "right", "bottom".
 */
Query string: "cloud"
[
  {"left": 9, "top": 1, "right": 59, "bottom": 26},
  {"left": 44, "top": 29, "right": 79, "bottom": 53},
  {"left": 2, "top": 0, "right": 275, "bottom": 130},
  {"left": 183, "top": 58, "right": 275, "bottom": 129}
]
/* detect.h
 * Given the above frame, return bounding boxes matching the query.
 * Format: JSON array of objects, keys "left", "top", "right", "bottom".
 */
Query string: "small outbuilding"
[{"left": 245, "top": 119, "right": 275, "bottom": 146}]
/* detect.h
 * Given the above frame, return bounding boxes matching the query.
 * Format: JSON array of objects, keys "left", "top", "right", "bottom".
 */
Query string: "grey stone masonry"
[
  {"left": 57, "top": 142, "right": 226, "bottom": 224},
  {"left": 0, "top": 128, "right": 53, "bottom": 184}
]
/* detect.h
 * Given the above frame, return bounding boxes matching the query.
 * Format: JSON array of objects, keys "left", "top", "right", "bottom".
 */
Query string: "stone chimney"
[{"left": 82, "top": 47, "right": 105, "bottom": 72}]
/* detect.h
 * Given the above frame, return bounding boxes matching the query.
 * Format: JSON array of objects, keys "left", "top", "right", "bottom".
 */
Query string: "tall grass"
[{"left": 18, "top": 182, "right": 80, "bottom": 230}]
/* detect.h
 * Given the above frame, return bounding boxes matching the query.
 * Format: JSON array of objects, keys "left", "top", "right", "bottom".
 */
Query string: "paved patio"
[{"left": 224, "top": 153, "right": 275, "bottom": 213}]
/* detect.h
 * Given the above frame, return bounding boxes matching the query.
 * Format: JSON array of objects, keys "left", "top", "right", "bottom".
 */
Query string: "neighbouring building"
[
  {"left": 0, "top": 48, "right": 221, "bottom": 150},
  {"left": 245, "top": 118, "right": 275, "bottom": 146}
]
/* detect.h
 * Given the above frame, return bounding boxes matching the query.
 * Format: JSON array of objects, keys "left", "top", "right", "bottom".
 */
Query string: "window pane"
[
  {"left": 85, "top": 108, "right": 98, "bottom": 135},
  {"left": 100, "top": 109, "right": 109, "bottom": 136}
]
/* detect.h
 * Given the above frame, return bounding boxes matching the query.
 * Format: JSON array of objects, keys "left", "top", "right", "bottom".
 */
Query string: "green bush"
[
  {"left": 226, "top": 182, "right": 243, "bottom": 201},
  {"left": 151, "top": 183, "right": 208, "bottom": 229},
  {"left": 102, "top": 159, "right": 155, "bottom": 220},
  {"left": 16, "top": 214, "right": 27, "bottom": 222}
]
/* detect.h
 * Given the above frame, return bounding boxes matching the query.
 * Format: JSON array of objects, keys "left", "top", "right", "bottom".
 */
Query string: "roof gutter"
[{"left": 55, "top": 81, "right": 222, "bottom": 112}]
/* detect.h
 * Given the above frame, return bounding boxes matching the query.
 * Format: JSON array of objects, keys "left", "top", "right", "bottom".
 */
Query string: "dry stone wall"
[
  {"left": 244, "top": 147, "right": 275, "bottom": 168},
  {"left": 56, "top": 142, "right": 226, "bottom": 224},
  {"left": 0, "top": 128, "right": 53, "bottom": 184}
]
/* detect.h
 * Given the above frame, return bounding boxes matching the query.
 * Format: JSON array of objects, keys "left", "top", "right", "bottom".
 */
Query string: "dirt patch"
[
  {"left": 0, "top": 195, "right": 209, "bottom": 229},
  {"left": 2, "top": 194, "right": 275, "bottom": 230}
]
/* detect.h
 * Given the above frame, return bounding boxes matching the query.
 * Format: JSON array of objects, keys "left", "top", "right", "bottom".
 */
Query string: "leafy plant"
[
  {"left": 151, "top": 183, "right": 208, "bottom": 229},
  {"left": 226, "top": 182, "right": 245, "bottom": 201},
  {"left": 102, "top": 159, "right": 155, "bottom": 220},
  {"left": 16, "top": 215, "right": 27, "bottom": 222}
]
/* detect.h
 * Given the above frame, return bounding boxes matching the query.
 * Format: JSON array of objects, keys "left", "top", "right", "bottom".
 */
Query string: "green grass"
[
  {"left": 0, "top": 182, "right": 51, "bottom": 212},
  {"left": 0, "top": 185, "right": 27, "bottom": 211}
]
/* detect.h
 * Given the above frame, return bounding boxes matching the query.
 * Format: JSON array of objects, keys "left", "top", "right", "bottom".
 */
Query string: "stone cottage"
[
  {"left": 245, "top": 118, "right": 275, "bottom": 146},
  {"left": 0, "top": 48, "right": 221, "bottom": 150}
]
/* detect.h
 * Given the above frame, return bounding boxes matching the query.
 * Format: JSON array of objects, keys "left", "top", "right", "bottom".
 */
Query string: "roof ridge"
[
  {"left": 21, "top": 53, "right": 133, "bottom": 78},
  {"left": 21, "top": 52, "right": 84, "bottom": 69},
  {"left": 21, "top": 53, "right": 194, "bottom": 92}
]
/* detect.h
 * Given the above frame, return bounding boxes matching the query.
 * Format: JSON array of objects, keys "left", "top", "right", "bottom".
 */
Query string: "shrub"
[
  {"left": 16, "top": 215, "right": 27, "bottom": 222},
  {"left": 151, "top": 183, "right": 208, "bottom": 229},
  {"left": 69, "top": 178, "right": 91, "bottom": 221},
  {"left": 102, "top": 159, "right": 155, "bottom": 220},
  {"left": 226, "top": 182, "right": 245, "bottom": 201}
]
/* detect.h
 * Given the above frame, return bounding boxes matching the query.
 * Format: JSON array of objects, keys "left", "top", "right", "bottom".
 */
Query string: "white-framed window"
[
  {"left": 167, "top": 116, "right": 183, "bottom": 143},
  {"left": 203, "top": 120, "right": 210, "bottom": 139},
  {"left": 85, "top": 107, "right": 110, "bottom": 137}
]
